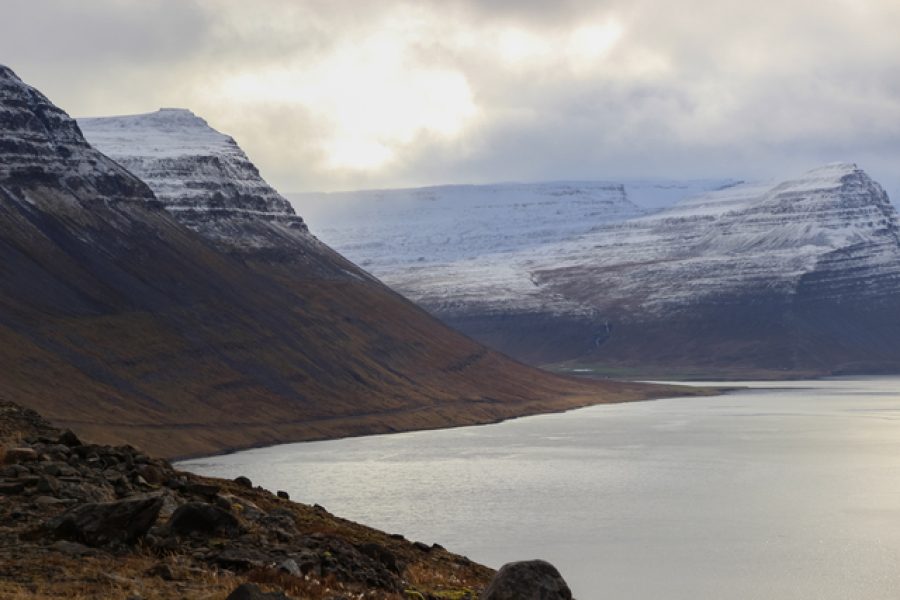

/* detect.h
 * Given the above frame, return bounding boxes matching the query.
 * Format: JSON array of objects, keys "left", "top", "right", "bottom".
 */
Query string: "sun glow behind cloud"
[
  {"left": 498, "top": 19, "right": 623, "bottom": 72},
  {"left": 213, "top": 7, "right": 626, "bottom": 173},
  {"left": 218, "top": 14, "right": 478, "bottom": 171},
  {"left": 13, "top": 0, "right": 900, "bottom": 192}
]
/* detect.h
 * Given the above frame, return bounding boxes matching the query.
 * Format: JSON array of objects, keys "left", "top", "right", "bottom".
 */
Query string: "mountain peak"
[
  {"left": 0, "top": 64, "right": 22, "bottom": 82},
  {"left": 79, "top": 110, "right": 313, "bottom": 253},
  {"left": 0, "top": 64, "right": 152, "bottom": 201}
]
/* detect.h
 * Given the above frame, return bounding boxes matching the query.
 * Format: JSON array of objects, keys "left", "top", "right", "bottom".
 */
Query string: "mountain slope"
[
  {"left": 289, "top": 179, "right": 733, "bottom": 362},
  {"left": 0, "top": 66, "right": 684, "bottom": 458},
  {"left": 297, "top": 162, "right": 900, "bottom": 375}
]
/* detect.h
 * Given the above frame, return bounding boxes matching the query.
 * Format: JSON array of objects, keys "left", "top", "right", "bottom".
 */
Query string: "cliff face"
[
  {"left": 0, "top": 66, "right": 674, "bottom": 458},
  {"left": 79, "top": 109, "right": 360, "bottom": 275},
  {"left": 296, "top": 162, "right": 900, "bottom": 374}
]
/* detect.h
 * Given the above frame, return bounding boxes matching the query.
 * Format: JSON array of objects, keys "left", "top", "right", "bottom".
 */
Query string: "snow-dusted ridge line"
[
  {"left": 78, "top": 108, "right": 327, "bottom": 253},
  {"left": 0, "top": 65, "right": 152, "bottom": 202},
  {"left": 292, "top": 163, "right": 900, "bottom": 324}
]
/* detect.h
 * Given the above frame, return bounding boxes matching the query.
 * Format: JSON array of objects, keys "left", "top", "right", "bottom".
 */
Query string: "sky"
[{"left": 2, "top": 0, "right": 899, "bottom": 195}]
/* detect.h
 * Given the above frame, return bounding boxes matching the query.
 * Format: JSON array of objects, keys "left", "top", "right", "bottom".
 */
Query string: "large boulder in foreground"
[
  {"left": 482, "top": 559, "right": 573, "bottom": 600},
  {"left": 51, "top": 495, "right": 164, "bottom": 546}
]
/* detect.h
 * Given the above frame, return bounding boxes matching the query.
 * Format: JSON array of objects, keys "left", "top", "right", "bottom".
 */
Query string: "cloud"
[{"left": 1, "top": 0, "right": 899, "bottom": 194}]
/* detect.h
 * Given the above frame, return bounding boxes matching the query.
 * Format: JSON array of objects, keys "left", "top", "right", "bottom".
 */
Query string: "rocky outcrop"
[
  {"left": 51, "top": 495, "right": 164, "bottom": 546},
  {"left": 482, "top": 560, "right": 573, "bottom": 600},
  {"left": 0, "top": 66, "right": 152, "bottom": 202},
  {"left": 0, "top": 401, "right": 494, "bottom": 598}
]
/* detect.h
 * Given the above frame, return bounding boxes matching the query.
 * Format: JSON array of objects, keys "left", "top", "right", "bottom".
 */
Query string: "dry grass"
[{"left": 0, "top": 552, "right": 243, "bottom": 599}]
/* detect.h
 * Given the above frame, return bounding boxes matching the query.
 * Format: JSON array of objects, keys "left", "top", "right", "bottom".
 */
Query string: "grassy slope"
[{"left": 0, "top": 183, "right": 704, "bottom": 460}]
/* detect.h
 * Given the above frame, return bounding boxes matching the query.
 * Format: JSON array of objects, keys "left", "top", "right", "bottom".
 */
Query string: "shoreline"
[{"left": 171, "top": 380, "right": 727, "bottom": 463}]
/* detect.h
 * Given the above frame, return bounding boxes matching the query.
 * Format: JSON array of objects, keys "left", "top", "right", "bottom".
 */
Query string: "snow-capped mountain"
[
  {"left": 0, "top": 65, "right": 152, "bottom": 204},
  {"left": 294, "top": 164, "right": 900, "bottom": 373},
  {"left": 79, "top": 109, "right": 343, "bottom": 267},
  {"left": 291, "top": 179, "right": 734, "bottom": 270},
  {"left": 0, "top": 65, "right": 640, "bottom": 456}
]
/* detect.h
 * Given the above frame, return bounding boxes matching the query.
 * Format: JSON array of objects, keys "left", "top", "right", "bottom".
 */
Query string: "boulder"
[
  {"left": 168, "top": 501, "right": 241, "bottom": 536},
  {"left": 482, "top": 560, "right": 573, "bottom": 600},
  {"left": 185, "top": 482, "right": 220, "bottom": 499},
  {"left": 51, "top": 495, "right": 164, "bottom": 546},
  {"left": 234, "top": 475, "right": 253, "bottom": 488},
  {"left": 57, "top": 429, "right": 82, "bottom": 447},
  {"left": 3, "top": 448, "right": 37, "bottom": 464},
  {"left": 0, "top": 481, "right": 25, "bottom": 495},
  {"left": 225, "top": 583, "right": 290, "bottom": 600}
]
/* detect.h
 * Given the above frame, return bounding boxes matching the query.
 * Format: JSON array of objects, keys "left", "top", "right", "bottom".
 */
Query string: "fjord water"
[{"left": 180, "top": 378, "right": 900, "bottom": 599}]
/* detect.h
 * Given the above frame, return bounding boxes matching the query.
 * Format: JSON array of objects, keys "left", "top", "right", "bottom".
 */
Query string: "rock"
[
  {"left": 212, "top": 547, "right": 269, "bottom": 570},
  {"left": 358, "top": 543, "right": 401, "bottom": 574},
  {"left": 0, "top": 481, "right": 25, "bottom": 495},
  {"left": 51, "top": 495, "right": 164, "bottom": 546},
  {"left": 3, "top": 448, "right": 37, "bottom": 464},
  {"left": 278, "top": 558, "right": 301, "bottom": 576},
  {"left": 276, "top": 490, "right": 289, "bottom": 500},
  {"left": 168, "top": 502, "right": 241, "bottom": 536},
  {"left": 136, "top": 464, "right": 165, "bottom": 484},
  {"left": 146, "top": 563, "right": 176, "bottom": 581},
  {"left": 57, "top": 429, "right": 82, "bottom": 447},
  {"left": 34, "top": 495, "right": 74, "bottom": 505},
  {"left": 50, "top": 540, "right": 95, "bottom": 557},
  {"left": 481, "top": 560, "right": 573, "bottom": 600},
  {"left": 37, "top": 475, "right": 60, "bottom": 495},
  {"left": 225, "top": 583, "right": 290, "bottom": 600},
  {"left": 412, "top": 541, "right": 431, "bottom": 552},
  {"left": 234, "top": 475, "right": 253, "bottom": 488},
  {"left": 185, "top": 482, "right": 220, "bottom": 499}
]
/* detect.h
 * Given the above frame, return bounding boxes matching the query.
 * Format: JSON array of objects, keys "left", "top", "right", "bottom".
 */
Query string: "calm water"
[{"left": 179, "top": 377, "right": 900, "bottom": 599}]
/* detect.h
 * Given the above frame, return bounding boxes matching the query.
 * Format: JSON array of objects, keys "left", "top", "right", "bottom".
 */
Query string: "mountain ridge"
[
  {"left": 293, "top": 162, "right": 900, "bottom": 374},
  {"left": 0, "top": 65, "right": 692, "bottom": 458}
]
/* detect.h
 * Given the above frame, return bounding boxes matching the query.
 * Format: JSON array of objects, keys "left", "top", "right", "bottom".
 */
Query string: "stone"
[
  {"left": 57, "top": 429, "right": 82, "bottom": 447},
  {"left": 481, "top": 560, "right": 573, "bottom": 600},
  {"left": 37, "top": 475, "right": 60, "bottom": 495},
  {"left": 185, "top": 482, "right": 220, "bottom": 499},
  {"left": 50, "top": 540, "right": 95, "bottom": 557},
  {"left": 34, "top": 495, "right": 73, "bottom": 505},
  {"left": 0, "top": 481, "right": 25, "bottom": 495},
  {"left": 277, "top": 558, "right": 301, "bottom": 576},
  {"left": 136, "top": 464, "right": 165, "bottom": 484},
  {"left": 3, "top": 448, "right": 37, "bottom": 464},
  {"left": 168, "top": 502, "right": 241, "bottom": 537},
  {"left": 276, "top": 490, "right": 289, "bottom": 500},
  {"left": 146, "top": 563, "right": 176, "bottom": 581},
  {"left": 51, "top": 495, "right": 164, "bottom": 547},
  {"left": 358, "top": 542, "right": 401, "bottom": 574},
  {"left": 212, "top": 547, "right": 268, "bottom": 570},
  {"left": 234, "top": 475, "right": 253, "bottom": 488},
  {"left": 225, "top": 583, "right": 290, "bottom": 600}
]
